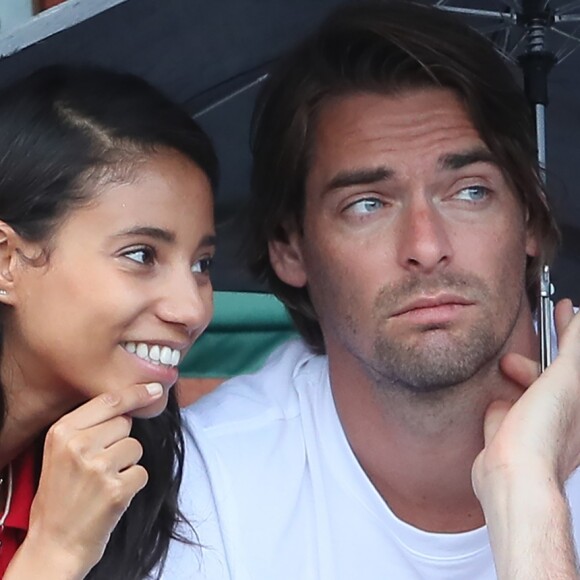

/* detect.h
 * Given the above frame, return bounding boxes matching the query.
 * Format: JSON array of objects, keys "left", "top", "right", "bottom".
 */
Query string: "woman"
[{"left": 0, "top": 65, "right": 217, "bottom": 578}]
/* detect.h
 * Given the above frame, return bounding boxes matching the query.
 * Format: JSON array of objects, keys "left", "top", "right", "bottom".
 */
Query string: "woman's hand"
[{"left": 5, "top": 382, "right": 163, "bottom": 580}]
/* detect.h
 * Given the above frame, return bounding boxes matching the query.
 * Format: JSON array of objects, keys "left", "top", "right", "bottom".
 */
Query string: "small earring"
[{"left": 0, "top": 289, "right": 7, "bottom": 296}]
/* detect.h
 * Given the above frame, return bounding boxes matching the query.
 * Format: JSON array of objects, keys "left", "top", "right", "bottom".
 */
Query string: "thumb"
[
  {"left": 483, "top": 400, "right": 512, "bottom": 446},
  {"left": 500, "top": 352, "right": 539, "bottom": 390}
]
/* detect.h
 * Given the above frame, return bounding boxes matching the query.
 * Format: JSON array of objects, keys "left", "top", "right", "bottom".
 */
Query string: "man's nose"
[{"left": 396, "top": 198, "right": 453, "bottom": 273}]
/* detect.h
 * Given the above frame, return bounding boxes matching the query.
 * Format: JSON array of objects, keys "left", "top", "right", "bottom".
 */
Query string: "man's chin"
[{"left": 373, "top": 329, "right": 499, "bottom": 393}]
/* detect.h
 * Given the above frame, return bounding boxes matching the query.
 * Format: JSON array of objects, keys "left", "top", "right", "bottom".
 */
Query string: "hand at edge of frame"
[
  {"left": 472, "top": 299, "right": 580, "bottom": 579},
  {"left": 4, "top": 382, "right": 163, "bottom": 580}
]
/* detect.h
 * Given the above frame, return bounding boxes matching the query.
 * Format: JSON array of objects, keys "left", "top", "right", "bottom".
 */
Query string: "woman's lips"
[{"left": 121, "top": 346, "right": 179, "bottom": 387}]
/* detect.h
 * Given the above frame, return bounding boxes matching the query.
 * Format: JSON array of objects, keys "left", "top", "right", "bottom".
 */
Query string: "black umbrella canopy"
[
  {"left": 0, "top": 0, "right": 578, "bottom": 298},
  {"left": 0, "top": 0, "right": 347, "bottom": 290}
]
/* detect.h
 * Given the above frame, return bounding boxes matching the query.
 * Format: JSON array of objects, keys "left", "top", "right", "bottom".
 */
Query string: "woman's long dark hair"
[{"left": 0, "top": 65, "right": 218, "bottom": 579}]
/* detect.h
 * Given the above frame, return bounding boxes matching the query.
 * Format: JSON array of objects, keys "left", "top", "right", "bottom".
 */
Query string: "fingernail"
[{"left": 145, "top": 383, "right": 163, "bottom": 397}]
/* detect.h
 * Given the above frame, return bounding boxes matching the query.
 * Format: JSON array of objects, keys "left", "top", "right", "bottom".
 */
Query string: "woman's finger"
[
  {"left": 87, "top": 415, "right": 133, "bottom": 448},
  {"left": 57, "top": 382, "right": 163, "bottom": 431},
  {"left": 117, "top": 464, "right": 149, "bottom": 499},
  {"left": 98, "top": 437, "right": 144, "bottom": 473},
  {"left": 84, "top": 464, "right": 149, "bottom": 524},
  {"left": 44, "top": 415, "right": 133, "bottom": 459}
]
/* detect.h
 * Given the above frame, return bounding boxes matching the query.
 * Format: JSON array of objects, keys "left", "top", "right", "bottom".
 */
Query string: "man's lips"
[{"left": 390, "top": 294, "right": 474, "bottom": 318}]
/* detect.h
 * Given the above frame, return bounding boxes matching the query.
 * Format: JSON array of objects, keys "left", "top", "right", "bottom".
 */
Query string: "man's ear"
[
  {"left": 268, "top": 228, "right": 308, "bottom": 288},
  {"left": 523, "top": 206, "right": 540, "bottom": 258},
  {"left": 525, "top": 227, "right": 540, "bottom": 258},
  {"left": 0, "top": 221, "right": 23, "bottom": 305}
]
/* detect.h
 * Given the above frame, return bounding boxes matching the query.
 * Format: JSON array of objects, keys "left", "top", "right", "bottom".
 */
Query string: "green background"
[{"left": 179, "top": 292, "right": 297, "bottom": 378}]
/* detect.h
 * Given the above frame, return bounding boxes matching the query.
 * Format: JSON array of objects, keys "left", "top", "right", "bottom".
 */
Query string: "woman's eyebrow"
[{"left": 113, "top": 226, "right": 176, "bottom": 243}]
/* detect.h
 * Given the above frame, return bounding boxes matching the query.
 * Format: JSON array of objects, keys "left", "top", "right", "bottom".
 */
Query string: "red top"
[{"left": 0, "top": 449, "right": 37, "bottom": 577}]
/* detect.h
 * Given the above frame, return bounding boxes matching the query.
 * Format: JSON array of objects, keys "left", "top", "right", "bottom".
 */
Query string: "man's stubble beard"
[{"left": 364, "top": 272, "right": 523, "bottom": 394}]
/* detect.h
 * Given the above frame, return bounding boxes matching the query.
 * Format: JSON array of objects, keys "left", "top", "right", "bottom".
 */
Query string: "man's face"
[{"left": 270, "top": 88, "right": 538, "bottom": 392}]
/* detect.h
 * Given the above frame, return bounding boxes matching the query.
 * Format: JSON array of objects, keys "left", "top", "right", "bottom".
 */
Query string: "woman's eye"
[
  {"left": 454, "top": 185, "right": 490, "bottom": 202},
  {"left": 192, "top": 257, "right": 213, "bottom": 274},
  {"left": 346, "top": 198, "right": 384, "bottom": 215},
  {"left": 123, "top": 247, "right": 155, "bottom": 265}
]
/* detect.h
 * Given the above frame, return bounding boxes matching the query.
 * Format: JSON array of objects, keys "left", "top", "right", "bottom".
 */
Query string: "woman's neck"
[{"left": 0, "top": 347, "right": 79, "bottom": 467}]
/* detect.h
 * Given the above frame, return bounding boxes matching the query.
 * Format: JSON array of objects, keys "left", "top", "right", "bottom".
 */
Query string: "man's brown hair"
[{"left": 248, "top": 0, "right": 559, "bottom": 353}]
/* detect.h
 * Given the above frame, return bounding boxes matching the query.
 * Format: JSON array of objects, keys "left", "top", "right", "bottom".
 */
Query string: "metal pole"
[
  {"left": 438, "top": 0, "right": 564, "bottom": 369},
  {"left": 520, "top": 11, "right": 555, "bottom": 370},
  {"left": 534, "top": 101, "right": 554, "bottom": 370},
  {"left": 438, "top": 6, "right": 515, "bottom": 20},
  {"left": 535, "top": 103, "right": 547, "bottom": 172}
]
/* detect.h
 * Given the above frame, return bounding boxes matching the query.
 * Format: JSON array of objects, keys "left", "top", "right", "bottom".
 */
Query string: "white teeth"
[
  {"left": 123, "top": 342, "right": 181, "bottom": 368},
  {"left": 160, "top": 346, "right": 173, "bottom": 365},
  {"left": 136, "top": 343, "right": 149, "bottom": 359}
]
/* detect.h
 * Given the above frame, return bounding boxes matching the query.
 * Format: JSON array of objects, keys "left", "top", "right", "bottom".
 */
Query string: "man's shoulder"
[{"left": 183, "top": 338, "right": 321, "bottom": 437}]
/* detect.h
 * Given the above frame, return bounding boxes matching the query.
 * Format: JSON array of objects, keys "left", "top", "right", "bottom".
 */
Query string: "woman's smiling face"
[{"left": 2, "top": 150, "right": 215, "bottom": 418}]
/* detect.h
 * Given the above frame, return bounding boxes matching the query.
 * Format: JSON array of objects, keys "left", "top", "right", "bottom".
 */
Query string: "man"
[{"left": 166, "top": 2, "right": 580, "bottom": 578}]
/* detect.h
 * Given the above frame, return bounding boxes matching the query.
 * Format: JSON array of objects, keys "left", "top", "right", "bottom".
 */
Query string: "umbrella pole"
[
  {"left": 439, "top": 0, "right": 565, "bottom": 368},
  {"left": 519, "top": 1, "right": 556, "bottom": 370},
  {"left": 435, "top": 0, "right": 580, "bottom": 371},
  {"left": 535, "top": 102, "right": 553, "bottom": 371}
]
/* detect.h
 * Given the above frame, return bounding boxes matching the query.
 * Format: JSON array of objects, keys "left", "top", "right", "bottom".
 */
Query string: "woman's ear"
[{"left": 0, "top": 222, "right": 24, "bottom": 305}]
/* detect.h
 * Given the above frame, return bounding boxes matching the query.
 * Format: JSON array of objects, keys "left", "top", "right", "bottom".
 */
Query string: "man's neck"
[{"left": 327, "top": 309, "right": 539, "bottom": 533}]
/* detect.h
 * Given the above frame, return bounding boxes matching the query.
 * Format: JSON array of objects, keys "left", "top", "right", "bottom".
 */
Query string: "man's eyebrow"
[
  {"left": 324, "top": 166, "right": 394, "bottom": 194},
  {"left": 322, "top": 149, "right": 497, "bottom": 194},
  {"left": 438, "top": 148, "right": 498, "bottom": 171}
]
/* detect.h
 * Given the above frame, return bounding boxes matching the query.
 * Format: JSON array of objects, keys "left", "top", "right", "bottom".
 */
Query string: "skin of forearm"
[
  {"left": 4, "top": 535, "right": 90, "bottom": 580},
  {"left": 483, "top": 471, "right": 579, "bottom": 580}
]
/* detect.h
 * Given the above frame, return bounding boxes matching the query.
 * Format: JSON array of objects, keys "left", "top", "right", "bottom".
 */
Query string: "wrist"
[
  {"left": 474, "top": 449, "right": 561, "bottom": 504},
  {"left": 481, "top": 470, "right": 576, "bottom": 579},
  {"left": 7, "top": 532, "right": 91, "bottom": 580}
]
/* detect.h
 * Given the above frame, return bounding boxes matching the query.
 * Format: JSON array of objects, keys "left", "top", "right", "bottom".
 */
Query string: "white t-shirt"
[{"left": 163, "top": 339, "right": 580, "bottom": 580}]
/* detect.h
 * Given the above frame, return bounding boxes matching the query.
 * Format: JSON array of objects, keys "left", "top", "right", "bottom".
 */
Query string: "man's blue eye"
[
  {"left": 349, "top": 198, "right": 383, "bottom": 214},
  {"left": 455, "top": 186, "right": 489, "bottom": 202}
]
